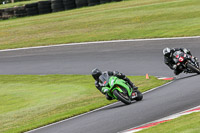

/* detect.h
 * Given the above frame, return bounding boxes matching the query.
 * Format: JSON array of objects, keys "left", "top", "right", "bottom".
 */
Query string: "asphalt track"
[{"left": 0, "top": 37, "right": 200, "bottom": 133}]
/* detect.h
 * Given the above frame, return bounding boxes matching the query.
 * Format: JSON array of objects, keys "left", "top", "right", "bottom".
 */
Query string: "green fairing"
[
  {"left": 114, "top": 78, "right": 132, "bottom": 95},
  {"left": 102, "top": 76, "right": 132, "bottom": 99}
]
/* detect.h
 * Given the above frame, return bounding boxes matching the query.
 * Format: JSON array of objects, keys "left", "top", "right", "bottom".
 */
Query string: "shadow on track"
[
  {"left": 101, "top": 101, "right": 140, "bottom": 111},
  {"left": 102, "top": 103, "right": 127, "bottom": 110},
  {"left": 176, "top": 73, "right": 199, "bottom": 80}
]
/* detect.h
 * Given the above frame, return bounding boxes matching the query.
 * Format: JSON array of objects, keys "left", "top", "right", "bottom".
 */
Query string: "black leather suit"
[{"left": 164, "top": 48, "right": 192, "bottom": 75}]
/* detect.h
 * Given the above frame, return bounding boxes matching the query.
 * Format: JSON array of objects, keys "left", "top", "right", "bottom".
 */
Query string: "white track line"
[
  {"left": 25, "top": 80, "right": 174, "bottom": 133},
  {"left": 120, "top": 105, "right": 200, "bottom": 133},
  {"left": 18, "top": 36, "right": 195, "bottom": 132},
  {"left": 1, "top": 36, "right": 200, "bottom": 52}
]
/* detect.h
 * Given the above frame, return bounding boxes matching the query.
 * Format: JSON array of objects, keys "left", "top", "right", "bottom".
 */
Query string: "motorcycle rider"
[
  {"left": 163, "top": 47, "right": 198, "bottom": 75},
  {"left": 91, "top": 68, "right": 138, "bottom": 100}
]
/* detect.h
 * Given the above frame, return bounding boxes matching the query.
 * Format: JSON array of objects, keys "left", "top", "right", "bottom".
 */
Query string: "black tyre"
[
  {"left": 134, "top": 90, "right": 143, "bottom": 101},
  {"left": 4, "top": 8, "right": 14, "bottom": 14},
  {"left": 87, "top": 0, "right": 100, "bottom": 6},
  {"left": 25, "top": 3, "right": 38, "bottom": 8},
  {"left": 38, "top": 8, "right": 52, "bottom": 11},
  {"left": 51, "top": 0, "right": 63, "bottom": 6},
  {"left": 51, "top": 0, "right": 63, "bottom": 2},
  {"left": 14, "top": 6, "right": 26, "bottom": 14},
  {"left": 111, "top": 0, "right": 122, "bottom": 1},
  {"left": 25, "top": 3, "right": 39, "bottom": 16},
  {"left": 100, "top": 0, "right": 111, "bottom": 4},
  {"left": 51, "top": 1, "right": 65, "bottom": 11},
  {"left": 38, "top": 8, "right": 52, "bottom": 14},
  {"left": 63, "top": 0, "right": 76, "bottom": 10},
  {"left": 52, "top": 8, "right": 65, "bottom": 12},
  {"left": 27, "top": 11, "right": 38, "bottom": 16},
  {"left": 63, "top": 0, "right": 76, "bottom": 4},
  {"left": 63, "top": 4, "right": 76, "bottom": 10},
  {"left": 75, "top": 0, "right": 88, "bottom": 8},
  {"left": 2, "top": 8, "right": 14, "bottom": 19},
  {"left": 187, "top": 63, "right": 200, "bottom": 74},
  {"left": 26, "top": 7, "right": 38, "bottom": 12},
  {"left": 51, "top": 3, "right": 64, "bottom": 9},
  {"left": 100, "top": 0, "right": 111, "bottom": 3},
  {"left": 113, "top": 89, "right": 131, "bottom": 105},
  {"left": 0, "top": 9, "right": 4, "bottom": 19},
  {"left": 14, "top": 6, "right": 27, "bottom": 17},
  {"left": 14, "top": 10, "right": 26, "bottom": 14},
  {"left": 15, "top": 13, "right": 27, "bottom": 17},
  {"left": 38, "top": 1, "right": 51, "bottom": 5},
  {"left": 26, "top": 8, "right": 38, "bottom": 16},
  {"left": 38, "top": 4, "right": 52, "bottom": 9},
  {"left": 51, "top": 1, "right": 63, "bottom": 5}
]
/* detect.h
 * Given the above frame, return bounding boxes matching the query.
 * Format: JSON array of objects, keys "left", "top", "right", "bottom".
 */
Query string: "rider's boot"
[
  {"left": 129, "top": 82, "right": 138, "bottom": 90},
  {"left": 194, "top": 57, "right": 199, "bottom": 68},
  {"left": 194, "top": 57, "right": 198, "bottom": 61},
  {"left": 132, "top": 85, "right": 138, "bottom": 90},
  {"left": 174, "top": 69, "right": 182, "bottom": 75},
  {"left": 197, "top": 62, "right": 200, "bottom": 68}
]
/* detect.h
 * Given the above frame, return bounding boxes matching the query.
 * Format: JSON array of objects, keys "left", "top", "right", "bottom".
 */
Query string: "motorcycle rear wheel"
[
  {"left": 113, "top": 89, "right": 131, "bottom": 105},
  {"left": 134, "top": 90, "right": 143, "bottom": 101},
  {"left": 187, "top": 63, "right": 200, "bottom": 74}
]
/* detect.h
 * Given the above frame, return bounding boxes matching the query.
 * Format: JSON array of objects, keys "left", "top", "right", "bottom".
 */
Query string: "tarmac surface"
[{"left": 0, "top": 37, "right": 200, "bottom": 133}]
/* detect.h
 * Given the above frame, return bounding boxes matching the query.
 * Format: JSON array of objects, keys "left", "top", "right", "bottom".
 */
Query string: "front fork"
[
  {"left": 113, "top": 85, "right": 133, "bottom": 99},
  {"left": 177, "top": 62, "right": 191, "bottom": 73},
  {"left": 125, "top": 84, "right": 137, "bottom": 99}
]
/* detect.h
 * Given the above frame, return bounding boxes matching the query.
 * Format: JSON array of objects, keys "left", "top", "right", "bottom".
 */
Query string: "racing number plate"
[{"left": 131, "top": 92, "right": 138, "bottom": 99}]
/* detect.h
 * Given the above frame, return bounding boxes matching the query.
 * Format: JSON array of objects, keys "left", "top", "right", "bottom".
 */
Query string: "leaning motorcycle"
[
  {"left": 99, "top": 73, "right": 143, "bottom": 105},
  {"left": 172, "top": 51, "right": 200, "bottom": 74}
]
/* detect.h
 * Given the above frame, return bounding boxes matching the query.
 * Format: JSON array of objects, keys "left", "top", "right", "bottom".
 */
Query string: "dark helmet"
[
  {"left": 91, "top": 68, "right": 102, "bottom": 80},
  {"left": 163, "top": 47, "right": 171, "bottom": 57}
]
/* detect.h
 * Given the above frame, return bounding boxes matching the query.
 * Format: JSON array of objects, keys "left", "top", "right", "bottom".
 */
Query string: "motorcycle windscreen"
[
  {"left": 173, "top": 51, "right": 184, "bottom": 63},
  {"left": 99, "top": 72, "right": 110, "bottom": 87}
]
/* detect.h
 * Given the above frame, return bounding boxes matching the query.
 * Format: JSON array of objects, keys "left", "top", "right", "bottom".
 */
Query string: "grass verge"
[
  {"left": 0, "top": 75, "right": 169, "bottom": 133},
  {"left": 0, "top": 0, "right": 200, "bottom": 49},
  {"left": 138, "top": 112, "right": 200, "bottom": 133}
]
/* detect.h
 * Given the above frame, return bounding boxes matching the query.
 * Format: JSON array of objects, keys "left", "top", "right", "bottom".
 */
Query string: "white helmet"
[{"left": 163, "top": 47, "right": 171, "bottom": 56}]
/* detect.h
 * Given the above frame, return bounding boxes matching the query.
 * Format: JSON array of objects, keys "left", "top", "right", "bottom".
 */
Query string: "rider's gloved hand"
[
  {"left": 102, "top": 89, "right": 108, "bottom": 94},
  {"left": 132, "top": 85, "right": 138, "bottom": 90},
  {"left": 172, "top": 65, "right": 177, "bottom": 70}
]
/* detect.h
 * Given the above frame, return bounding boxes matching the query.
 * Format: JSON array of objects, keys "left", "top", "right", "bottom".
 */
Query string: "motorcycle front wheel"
[
  {"left": 113, "top": 89, "right": 131, "bottom": 105},
  {"left": 187, "top": 63, "right": 200, "bottom": 74}
]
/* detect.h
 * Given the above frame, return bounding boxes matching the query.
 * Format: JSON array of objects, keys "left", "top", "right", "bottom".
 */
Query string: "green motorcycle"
[{"left": 99, "top": 73, "right": 143, "bottom": 105}]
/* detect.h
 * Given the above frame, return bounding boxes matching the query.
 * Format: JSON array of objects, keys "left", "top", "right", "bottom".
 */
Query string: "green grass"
[
  {"left": 0, "top": 0, "right": 200, "bottom": 49},
  {"left": 138, "top": 112, "right": 200, "bottom": 133},
  {"left": 0, "top": 75, "right": 168, "bottom": 133}
]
